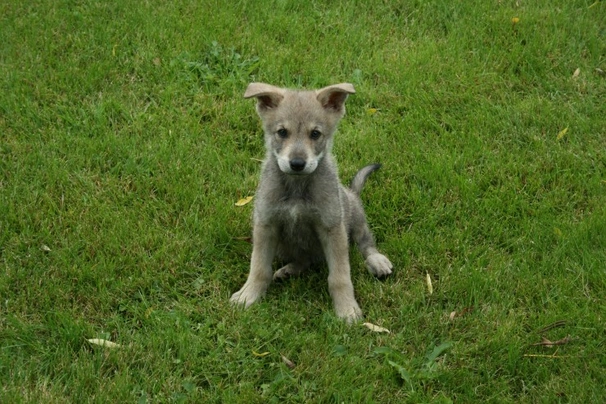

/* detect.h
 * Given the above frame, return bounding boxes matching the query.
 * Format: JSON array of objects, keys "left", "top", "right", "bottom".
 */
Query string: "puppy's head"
[{"left": 244, "top": 83, "right": 355, "bottom": 175}]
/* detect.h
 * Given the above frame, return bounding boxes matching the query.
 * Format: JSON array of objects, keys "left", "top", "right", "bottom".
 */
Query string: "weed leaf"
[
  {"left": 425, "top": 342, "right": 453, "bottom": 363},
  {"left": 387, "top": 360, "right": 413, "bottom": 387},
  {"left": 373, "top": 346, "right": 396, "bottom": 355}
]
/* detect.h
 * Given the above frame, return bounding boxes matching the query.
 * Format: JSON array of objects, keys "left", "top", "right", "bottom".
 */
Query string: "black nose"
[{"left": 289, "top": 158, "right": 306, "bottom": 172}]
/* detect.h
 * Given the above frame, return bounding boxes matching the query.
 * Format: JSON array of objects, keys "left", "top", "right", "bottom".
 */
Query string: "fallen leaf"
[
  {"left": 426, "top": 272, "right": 433, "bottom": 295},
  {"left": 556, "top": 127, "right": 568, "bottom": 140},
  {"left": 363, "top": 322, "right": 391, "bottom": 334},
  {"left": 235, "top": 196, "right": 253, "bottom": 206},
  {"left": 572, "top": 68, "right": 580, "bottom": 79},
  {"left": 252, "top": 350, "right": 270, "bottom": 357},
  {"left": 40, "top": 245, "right": 51, "bottom": 252},
  {"left": 87, "top": 339, "right": 121, "bottom": 349},
  {"left": 280, "top": 354, "right": 295, "bottom": 369},
  {"left": 367, "top": 108, "right": 378, "bottom": 115},
  {"left": 449, "top": 306, "right": 474, "bottom": 321},
  {"left": 511, "top": 17, "right": 520, "bottom": 24},
  {"left": 532, "top": 335, "right": 572, "bottom": 348}
]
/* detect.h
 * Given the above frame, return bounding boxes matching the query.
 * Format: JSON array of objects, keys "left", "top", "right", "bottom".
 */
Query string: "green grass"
[{"left": 1, "top": 0, "right": 605, "bottom": 402}]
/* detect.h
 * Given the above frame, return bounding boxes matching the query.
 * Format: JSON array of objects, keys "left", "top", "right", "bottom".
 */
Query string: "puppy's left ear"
[{"left": 316, "top": 83, "right": 356, "bottom": 113}]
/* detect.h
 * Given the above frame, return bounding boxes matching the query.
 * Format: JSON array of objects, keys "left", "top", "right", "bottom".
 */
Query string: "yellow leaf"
[
  {"left": 426, "top": 272, "right": 433, "bottom": 295},
  {"left": 556, "top": 127, "right": 568, "bottom": 140},
  {"left": 235, "top": 196, "right": 253, "bottom": 206},
  {"left": 511, "top": 17, "right": 520, "bottom": 24},
  {"left": 87, "top": 339, "right": 121, "bottom": 349},
  {"left": 366, "top": 108, "right": 378, "bottom": 115},
  {"left": 252, "top": 350, "right": 270, "bottom": 357},
  {"left": 362, "top": 322, "right": 391, "bottom": 333},
  {"left": 572, "top": 68, "right": 580, "bottom": 79}
]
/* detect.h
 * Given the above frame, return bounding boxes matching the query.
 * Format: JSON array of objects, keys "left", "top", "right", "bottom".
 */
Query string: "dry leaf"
[
  {"left": 363, "top": 322, "right": 391, "bottom": 334},
  {"left": 235, "top": 196, "right": 253, "bottom": 206},
  {"left": 426, "top": 272, "right": 433, "bottom": 295},
  {"left": 41, "top": 245, "right": 51, "bottom": 252},
  {"left": 449, "top": 311, "right": 457, "bottom": 321},
  {"left": 87, "top": 339, "right": 121, "bottom": 349},
  {"left": 572, "top": 68, "right": 580, "bottom": 79},
  {"left": 532, "top": 335, "right": 572, "bottom": 348},
  {"left": 281, "top": 354, "right": 295, "bottom": 369},
  {"left": 556, "top": 127, "right": 568, "bottom": 140},
  {"left": 252, "top": 350, "right": 270, "bottom": 357}
]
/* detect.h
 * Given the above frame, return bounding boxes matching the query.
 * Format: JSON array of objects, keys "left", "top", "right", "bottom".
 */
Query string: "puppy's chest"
[{"left": 275, "top": 199, "right": 318, "bottom": 225}]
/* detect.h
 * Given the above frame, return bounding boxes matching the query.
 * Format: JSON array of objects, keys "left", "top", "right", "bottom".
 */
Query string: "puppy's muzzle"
[{"left": 289, "top": 158, "right": 306, "bottom": 172}]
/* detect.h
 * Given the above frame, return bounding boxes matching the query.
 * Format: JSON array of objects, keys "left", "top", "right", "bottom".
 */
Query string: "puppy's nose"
[{"left": 289, "top": 158, "right": 306, "bottom": 172}]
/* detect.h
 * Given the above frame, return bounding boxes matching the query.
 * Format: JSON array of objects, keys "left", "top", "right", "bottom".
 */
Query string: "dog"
[{"left": 230, "top": 82, "right": 392, "bottom": 322}]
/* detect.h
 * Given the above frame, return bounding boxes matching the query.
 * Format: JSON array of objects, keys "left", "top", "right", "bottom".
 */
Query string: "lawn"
[{"left": 1, "top": 0, "right": 605, "bottom": 402}]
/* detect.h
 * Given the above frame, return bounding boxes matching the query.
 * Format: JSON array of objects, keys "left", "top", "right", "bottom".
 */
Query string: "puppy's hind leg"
[
  {"left": 273, "top": 261, "right": 310, "bottom": 281},
  {"left": 351, "top": 211, "right": 393, "bottom": 278},
  {"left": 230, "top": 223, "right": 277, "bottom": 307}
]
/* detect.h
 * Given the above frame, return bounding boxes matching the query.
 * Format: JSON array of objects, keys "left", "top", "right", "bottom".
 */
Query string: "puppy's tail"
[{"left": 350, "top": 163, "right": 382, "bottom": 196}]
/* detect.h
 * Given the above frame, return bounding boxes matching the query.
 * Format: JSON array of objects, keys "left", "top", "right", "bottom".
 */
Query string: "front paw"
[
  {"left": 334, "top": 301, "right": 363, "bottom": 324},
  {"left": 365, "top": 253, "right": 393, "bottom": 278},
  {"left": 230, "top": 281, "right": 267, "bottom": 308}
]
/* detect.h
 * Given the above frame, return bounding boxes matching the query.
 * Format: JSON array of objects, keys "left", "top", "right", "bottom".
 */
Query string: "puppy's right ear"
[{"left": 244, "top": 83, "right": 285, "bottom": 110}]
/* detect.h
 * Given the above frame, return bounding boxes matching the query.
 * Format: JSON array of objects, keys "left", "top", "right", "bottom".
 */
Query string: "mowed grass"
[{"left": 1, "top": 0, "right": 605, "bottom": 402}]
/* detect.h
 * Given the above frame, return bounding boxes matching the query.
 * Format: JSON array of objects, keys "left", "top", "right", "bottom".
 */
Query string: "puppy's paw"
[
  {"left": 230, "top": 281, "right": 267, "bottom": 308},
  {"left": 273, "top": 263, "right": 305, "bottom": 281},
  {"left": 335, "top": 303, "right": 363, "bottom": 324},
  {"left": 334, "top": 299, "right": 363, "bottom": 324},
  {"left": 365, "top": 253, "right": 393, "bottom": 278}
]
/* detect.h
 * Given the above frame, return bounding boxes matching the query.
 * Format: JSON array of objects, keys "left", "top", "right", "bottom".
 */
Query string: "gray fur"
[{"left": 230, "top": 82, "right": 393, "bottom": 323}]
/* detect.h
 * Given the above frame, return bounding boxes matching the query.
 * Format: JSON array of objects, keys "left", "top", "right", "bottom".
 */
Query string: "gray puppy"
[{"left": 230, "top": 82, "right": 392, "bottom": 322}]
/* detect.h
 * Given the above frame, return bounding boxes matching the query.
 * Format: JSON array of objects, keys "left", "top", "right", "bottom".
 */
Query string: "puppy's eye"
[
  {"left": 277, "top": 128, "right": 288, "bottom": 138},
  {"left": 310, "top": 129, "right": 322, "bottom": 140}
]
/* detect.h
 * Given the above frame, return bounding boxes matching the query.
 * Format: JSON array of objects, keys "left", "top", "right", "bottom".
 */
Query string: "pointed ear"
[
  {"left": 316, "top": 83, "right": 355, "bottom": 113},
  {"left": 244, "top": 83, "right": 285, "bottom": 110}
]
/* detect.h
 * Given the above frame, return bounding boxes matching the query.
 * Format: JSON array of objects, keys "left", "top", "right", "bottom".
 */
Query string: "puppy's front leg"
[
  {"left": 230, "top": 223, "right": 277, "bottom": 307},
  {"left": 318, "top": 223, "right": 363, "bottom": 323}
]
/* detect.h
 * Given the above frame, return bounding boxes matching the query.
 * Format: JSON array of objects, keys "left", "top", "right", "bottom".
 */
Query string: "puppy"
[{"left": 230, "top": 82, "right": 392, "bottom": 322}]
